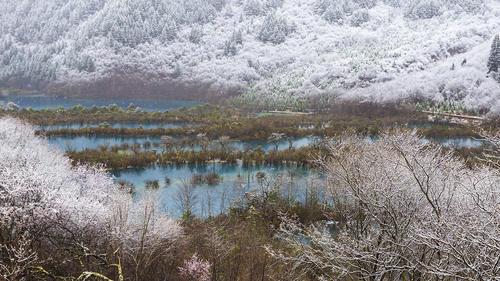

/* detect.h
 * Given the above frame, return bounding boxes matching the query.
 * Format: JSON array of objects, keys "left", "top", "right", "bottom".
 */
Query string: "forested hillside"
[{"left": 1, "top": 0, "right": 500, "bottom": 110}]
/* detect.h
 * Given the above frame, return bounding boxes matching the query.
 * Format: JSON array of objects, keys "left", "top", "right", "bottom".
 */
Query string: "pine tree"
[
  {"left": 487, "top": 34, "right": 500, "bottom": 73},
  {"left": 258, "top": 13, "right": 291, "bottom": 44},
  {"left": 188, "top": 25, "right": 203, "bottom": 44},
  {"left": 223, "top": 39, "right": 237, "bottom": 56},
  {"left": 233, "top": 29, "right": 243, "bottom": 45},
  {"left": 171, "top": 63, "right": 181, "bottom": 78}
]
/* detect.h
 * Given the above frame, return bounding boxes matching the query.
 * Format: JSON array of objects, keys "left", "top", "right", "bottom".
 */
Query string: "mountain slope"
[{"left": 1, "top": 0, "right": 499, "bottom": 111}]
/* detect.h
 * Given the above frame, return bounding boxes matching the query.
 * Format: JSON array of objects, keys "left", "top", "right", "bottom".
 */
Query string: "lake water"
[
  {"left": 112, "top": 163, "right": 322, "bottom": 217},
  {"left": 431, "top": 137, "right": 484, "bottom": 148},
  {"left": 0, "top": 95, "right": 202, "bottom": 112},
  {"left": 47, "top": 135, "right": 163, "bottom": 151},
  {"left": 46, "top": 136, "right": 321, "bottom": 152},
  {"left": 37, "top": 121, "right": 485, "bottom": 219},
  {"left": 2, "top": 96, "right": 483, "bottom": 218},
  {"left": 46, "top": 134, "right": 484, "bottom": 152},
  {"left": 40, "top": 122, "right": 195, "bottom": 130}
]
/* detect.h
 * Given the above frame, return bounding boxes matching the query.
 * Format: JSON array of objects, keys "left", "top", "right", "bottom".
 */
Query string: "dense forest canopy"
[{"left": 1, "top": 0, "right": 500, "bottom": 110}]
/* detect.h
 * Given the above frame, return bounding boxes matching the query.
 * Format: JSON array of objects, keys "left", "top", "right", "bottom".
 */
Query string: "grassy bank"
[{"left": 67, "top": 146, "right": 319, "bottom": 170}]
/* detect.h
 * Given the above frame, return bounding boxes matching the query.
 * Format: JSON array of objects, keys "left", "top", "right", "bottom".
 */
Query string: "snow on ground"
[{"left": 1, "top": 0, "right": 499, "bottom": 111}]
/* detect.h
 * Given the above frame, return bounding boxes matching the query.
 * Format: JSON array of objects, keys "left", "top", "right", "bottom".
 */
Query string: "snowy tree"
[
  {"left": 407, "top": 0, "right": 442, "bottom": 19},
  {"left": 317, "top": 1, "right": 346, "bottom": 24},
  {"left": 258, "top": 13, "right": 293, "bottom": 44},
  {"left": 161, "top": 19, "right": 178, "bottom": 42},
  {"left": 265, "top": 0, "right": 285, "bottom": 9},
  {"left": 244, "top": 0, "right": 264, "bottom": 16},
  {"left": 353, "top": 0, "right": 376, "bottom": 8},
  {"left": 189, "top": 25, "right": 204, "bottom": 44},
  {"left": 487, "top": 34, "right": 500, "bottom": 74},
  {"left": 0, "top": 117, "right": 182, "bottom": 279},
  {"left": 224, "top": 39, "right": 238, "bottom": 56},
  {"left": 0, "top": 117, "right": 115, "bottom": 243},
  {"left": 0, "top": 0, "right": 498, "bottom": 113},
  {"left": 350, "top": 9, "right": 370, "bottom": 26},
  {"left": 268, "top": 132, "right": 286, "bottom": 151},
  {"left": 171, "top": 62, "right": 182, "bottom": 78},
  {"left": 178, "top": 253, "right": 211, "bottom": 281},
  {"left": 109, "top": 192, "right": 182, "bottom": 280},
  {"left": 269, "top": 130, "right": 500, "bottom": 280},
  {"left": 223, "top": 30, "right": 243, "bottom": 56},
  {"left": 478, "top": 128, "right": 500, "bottom": 169}
]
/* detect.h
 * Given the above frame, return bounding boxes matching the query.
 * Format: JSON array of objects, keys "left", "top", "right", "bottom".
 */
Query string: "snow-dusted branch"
[
  {"left": 0, "top": 117, "right": 183, "bottom": 279},
  {"left": 270, "top": 130, "right": 500, "bottom": 280}
]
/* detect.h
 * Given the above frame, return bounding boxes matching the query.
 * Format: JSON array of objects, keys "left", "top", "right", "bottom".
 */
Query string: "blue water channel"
[{"left": 0, "top": 95, "right": 202, "bottom": 112}]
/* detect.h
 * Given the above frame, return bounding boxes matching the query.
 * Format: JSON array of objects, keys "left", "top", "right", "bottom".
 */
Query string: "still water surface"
[
  {"left": 40, "top": 122, "right": 194, "bottom": 130},
  {"left": 112, "top": 164, "right": 321, "bottom": 217},
  {"left": 0, "top": 95, "right": 202, "bottom": 112},
  {"left": 46, "top": 134, "right": 484, "bottom": 152},
  {"left": 47, "top": 136, "right": 320, "bottom": 151}
]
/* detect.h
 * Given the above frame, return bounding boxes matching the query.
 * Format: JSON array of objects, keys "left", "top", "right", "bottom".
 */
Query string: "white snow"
[{"left": 1, "top": 0, "right": 499, "bottom": 111}]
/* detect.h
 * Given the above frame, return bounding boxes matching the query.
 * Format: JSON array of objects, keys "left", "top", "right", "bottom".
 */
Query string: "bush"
[
  {"left": 145, "top": 179, "right": 160, "bottom": 189},
  {"left": 204, "top": 172, "right": 221, "bottom": 186},
  {"left": 191, "top": 173, "right": 222, "bottom": 186}
]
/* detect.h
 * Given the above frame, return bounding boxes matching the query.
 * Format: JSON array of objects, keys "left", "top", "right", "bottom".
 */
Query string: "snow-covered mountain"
[{"left": 1, "top": 0, "right": 500, "bottom": 110}]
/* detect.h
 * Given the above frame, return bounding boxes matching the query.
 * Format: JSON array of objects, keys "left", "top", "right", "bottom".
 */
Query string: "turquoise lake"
[
  {"left": 40, "top": 122, "right": 195, "bottom": 130},
  {"left": 46, "top": 134, "right": 484, "bottom": 152},
  {"left": 112, "top": 163, "right": 322, "bottom": 217},
  {"left": 4, "top": 95, "right": 482, "bottom": 217},
  {"left": 46, "top": 136, "right": 320, "bottom": 152},
  {"left": 0, "top": 95, "right": 202, "bottom": 112}
]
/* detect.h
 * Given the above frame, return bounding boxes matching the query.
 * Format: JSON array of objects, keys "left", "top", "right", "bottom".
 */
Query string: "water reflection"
[
  {"left": 47, "top": 136, "right": 320, "bottom": 152},
  {"left": 113, "top": 163, "right": 322, "bottom": 217}
]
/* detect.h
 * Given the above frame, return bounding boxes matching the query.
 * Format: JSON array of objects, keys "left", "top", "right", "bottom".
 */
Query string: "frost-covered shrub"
[
  {"left": 382, "top": 0, "right": 402, "bottom": 7},
  {"left": 350, "top": 9, "right": 370, "bottom": 26},
  {"left": 447, "top": 0, "right": 486, "bottom": 13},
  {"left": 244, "top": 0, "right": 264, "bottom": 16},
  {"left": 265, "top": 0, "right": 285, "bottom": 9},
  {"left": 182, "top": 0, "right": 218, "bottom": 24},
  {"left": 178, "top": 253, "right": 211, "bottom": 281},
  {"left": 0, "top": 117, "right": 182, "bottom": 274},
  {"left": 171, "top": 62, "right": 182, "bottom": 78},
  {"left": 323, "top": 6, "right": 346, "bottom": 24},
  {"left": 316, "top": 0, "right": 352, "bottom": 24},
  {"left": 271, "top": 131, "right": 500, "bottom": 281},
  {"left": 223, "top": 30, "right": 243, "bottom": 56},
  {"left": 352, "top": 0, "right": 377, "bottom": 9},
  {"left": 406, "top": 0, "right": 442, "bottom": 19},
  {"left": 109, "top": 192, "right": 182, "bottom": 275},
  {"left": 224, "top": 39, "right": 237, "bottom": 56},
  {"left": 189, "top": 25, "right": 204, "bottom": 44},
  {"left": 211, "top": 0, "right": 228, "bottom": 11},
  {"left": 317, "top": 0, "right": 380, "bottom": 24},
  {"left": 0, "top": 118, "right": 114, "bottom": 241},
  {"left": 258, "top": 13, "right": 293, "bottom": 44}
]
